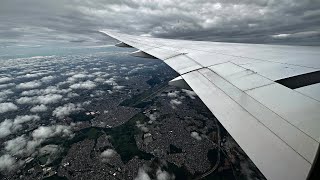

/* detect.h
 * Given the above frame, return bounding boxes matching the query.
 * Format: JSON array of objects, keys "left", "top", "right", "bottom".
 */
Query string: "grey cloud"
[{"left": 1, "top": 0, "right": 320, "bottom": 46}]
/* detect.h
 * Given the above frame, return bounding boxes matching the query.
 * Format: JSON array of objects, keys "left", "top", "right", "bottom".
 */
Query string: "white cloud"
[
  {"left": 21, "top": 87, "right": 70, "bottom": 96},
  {"left": 0, "top": 102, "right": 18, "bottom": 113},
  {"left": 182, "top": 89, "right": 197, "bottom": 99},
  {"left": 16, "top": 81, "right": 42, "bottom": 89},
  {"left": 2, "top": 125, "right": 73, "bottom": 166},
  {"left": 147, "top": 112, "right": 159, "bottom": 124},
  {"left": 32, "top": 125, "right": 73, "bottom": 140},
  {"left": 0, "top": 115, "right": 40, "bottom": 138},
  {"left": 0, "top": 90, "right": 14, "bottom": 102},
  {"left": 16, "top": 94, "right": 63, "bottom": 105},
  {"left": 39, "top": 144, "right": 60, "bottom": 156},
  {"left": 100, "top": 149, "right": 116, "bottom": 162},
  {"left": 170, "top": 99, "right": 182, "bottom": 107},
  {"left": 104, "top": 78, "right": 117, "bottom": 85},
  {"left": 70, "top": 80, "right": 96, "bottom": 89},
  {"left": 134, "top": 166, "right": 174, "bottom": 180},
  {"left": 4, "top": 135, "right": 27, "bottom": 155},
  {"left": 0, "top": 83, "right": 15, "bottom": 89},
  {"left": 0, "top": 90, "right": 14, "bottom": 98},
  {"left": 26, "top": 125, "right": 74, "bottom": 153},
  {"left": 0, "top": 154, "right": 17, "bottom": 171},
  {"left": 167, "top": 91, "right": 179, "bottom": 98},
  {"left": 52, "top": 103, "right": 82, "bottom": 119},
  {"left": 0, "top": 77, "right": 12, "bottom": 84},
  {"left": 37, "top": 94, "right": 63, "bottom": 104},
  {"left": 23, "top": 73, "right": 40, "bottom": 78},
  {"left": 67, "top": 92, "right": 79, "bottom": 98},
  {"left": 40, "top": 75, "right": 55, "bottom": 83},
  {"left": 94, "top": 77, "right": 105, "bottom": 83},
  {"left": 113, "top": 85, "right": 125, "bottom": 90},
  {"left": 30, "top": 104, "right": 48, "bottom": 112},
  {"left": 136, "top": 121, "right": 149, "bottom": 132},
  {"left": 16, "top": 96, "right": 37, "bottom": 104},
  {"left": 0, "top": 119, "right": 14, "bottom": 138},
  {"left": 20, "top": 89, "right": 42, "bottom": 96},
  {"left": 72, "top": 73, "right": 88, "bottom": 79},
  {"left": 135, "top": 168, "right": 151, "bottom": 180},
  {"left": 67, "top": 73, "right": 94, "bottom": 83},
  {"left": 42, "top": 86, "right": 70, "bottom": 94},
  {"left": 156, "top": 169, "right": 174, "bottom": 180},
  {"left": 191, "top": 131, "right": 202, "bottom": 141},
  {"left": 13, "top": 115, "right": 40, "bottom": 125}
]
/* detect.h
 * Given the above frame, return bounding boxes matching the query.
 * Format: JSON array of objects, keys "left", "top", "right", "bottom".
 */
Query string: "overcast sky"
[{"left": 1, "top": 0, "right": 320, "bottom": 47}]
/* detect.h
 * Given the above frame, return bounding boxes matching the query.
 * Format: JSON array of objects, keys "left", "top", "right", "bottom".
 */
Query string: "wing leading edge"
[{"left": 101, "top": 30, "right": 320, "bottom": 180}]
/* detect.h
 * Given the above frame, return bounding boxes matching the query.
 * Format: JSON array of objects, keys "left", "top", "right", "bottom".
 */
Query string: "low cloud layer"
[
  {"left": 0, "top": 115, "right": 40, "bottom": 138},
  {"left": 0, "top": 124, "right": 73, "bottom": 172}
]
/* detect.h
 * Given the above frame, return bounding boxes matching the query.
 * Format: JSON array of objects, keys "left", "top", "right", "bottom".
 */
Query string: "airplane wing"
[{"left": 100, "top": 30, "right": 320, "bottom": 180}]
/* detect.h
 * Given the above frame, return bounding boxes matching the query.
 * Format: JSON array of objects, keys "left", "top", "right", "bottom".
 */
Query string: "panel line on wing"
[
  {"left": 197, "top": 68, "right": 318, "bottom": 163},
  {"left": 207, "top": 62, "right": 320, "bottom": 144},
  {"left": 166, "top": 45, "right": 320, "bottom": 69}
]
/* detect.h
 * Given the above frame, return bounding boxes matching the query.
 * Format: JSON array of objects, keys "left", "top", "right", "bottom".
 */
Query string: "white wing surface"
[{"left": 100, "top": 30, "right": 320, "bottom": 180}]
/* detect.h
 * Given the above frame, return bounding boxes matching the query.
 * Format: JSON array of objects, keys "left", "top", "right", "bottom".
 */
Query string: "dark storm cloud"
[{"left": 1, "top": 0, "right": 320, "bottom": 46}]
